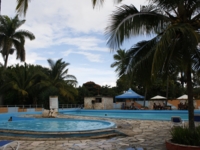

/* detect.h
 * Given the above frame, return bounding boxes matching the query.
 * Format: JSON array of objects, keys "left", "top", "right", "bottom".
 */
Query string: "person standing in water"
[{"left": 8, "top": 116, "right": 12, "bottom": 121}]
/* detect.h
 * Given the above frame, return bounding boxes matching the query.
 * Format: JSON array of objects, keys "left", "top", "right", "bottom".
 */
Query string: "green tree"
[
  {"left": 0, "top": 0, "right": 29, "bottom": 16},
  {"left": 39, "top": 59, "right": 78, "bottom": 104},
  {"left": 111, "top": 49, "right": 129, "bottom": 77},
  {"left": 74, "top": 86, "right": 90, "bottom": 104},
  {"left": 92, "top": 0, "right": 123, "bottom": 8},
  {"left": 105, "top": 1, "right": 200, "bottom": 130},
  {"left": 82, "top": 81, "right": 101, "bottom": 96},
  {"left": 0, "top": 15, "right": 35, "bottom": 69},
  {"left": 0, "top": 64, "right": 42, "bottom": 104},
  {"left": 16, "top": 0, "right": 30, "bottom": 17}
]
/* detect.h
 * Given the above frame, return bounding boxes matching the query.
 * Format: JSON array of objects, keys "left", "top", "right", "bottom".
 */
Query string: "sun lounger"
[
  {"left": 0, "top": 140, "right": 20, "bottom": 150},
  {"left": 171, "top": 116, "right": 184, "bottom": 128}
]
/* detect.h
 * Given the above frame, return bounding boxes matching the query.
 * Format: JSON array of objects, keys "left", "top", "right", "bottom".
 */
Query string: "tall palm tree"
[
  {"left": 105, "top": 1, "right": 200, "bottom": 130},
  {"left": 111, "top": 49, "right": 129, "bottom": 77},
  {"left": 16, "top": 0, "right": 30, "bottom": 17},
  {"left": 0, "top": 15, "right": 35, "bottom": 69},
  {"left": 0, "top": 0, "right": 29, "bottom": 16},
  {"left": 39, "top": 59, "right": 78, "bottom": 101},
  {"left": 0, "top": 0, "right": 1, "bottom": 14},
  {"left": 92, "top": 0, "right": 123, "bottom": 8}
]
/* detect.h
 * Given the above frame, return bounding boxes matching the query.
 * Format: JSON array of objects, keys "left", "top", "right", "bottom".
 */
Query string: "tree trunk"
[
  {"left": 3, "top": 54, "right": 9, "bottom": 69},
  {"left": 186, "top": 64, "right": 195, "bottom": 130},
  {"left": 165, "top": 76, "right": 169, "bottom": 106},
  {"left": 143, "top": 87, "right": 147, "bottom": 107},
  {"left": 0, "top": 96, "right": 3, "bottom": 105},
  {"left": 0, "top": 0, "right": 1, "bottom": 14}
]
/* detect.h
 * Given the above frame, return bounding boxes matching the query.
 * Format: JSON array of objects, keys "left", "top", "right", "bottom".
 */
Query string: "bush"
[{"left": 171, "top": 126, "right": 200, "bottom": 146}]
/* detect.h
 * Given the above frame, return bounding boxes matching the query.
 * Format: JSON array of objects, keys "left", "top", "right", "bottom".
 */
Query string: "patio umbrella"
[
  {"left": 150, "top": 95, "right": 167, "bottom": 100},
  {"left": 150, "top": 95, "right": 167, "bottom": 109},
  {"left": 177, "top": 94, "right": 188, "bottom": 100},
  {"left": 177, "top": 94, "right": 195, "bottom": 103},
  {"left": 177, "top": 94, "right": 189, "bottom": 104},
  {"left": 115, "top": 88, "right": 144, "bottom": 99}
]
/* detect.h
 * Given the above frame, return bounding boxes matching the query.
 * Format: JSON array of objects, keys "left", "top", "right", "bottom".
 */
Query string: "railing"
[
  {"left": 59, "top": 104, "right": 84, "bottom": 109},
  {"left": 0, "top": 104, "right": 44, "bottom": 108},
  {"left": 0, "top": 104, "right": 84, "bottom": 113},
  {"left": 0, "top": 104, "right": 84, "bottom": 108}
]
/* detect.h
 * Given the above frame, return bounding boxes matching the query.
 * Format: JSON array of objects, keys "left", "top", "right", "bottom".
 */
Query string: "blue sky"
[{"left": 0, "top": 0, "right": 151, "bottom": 87}]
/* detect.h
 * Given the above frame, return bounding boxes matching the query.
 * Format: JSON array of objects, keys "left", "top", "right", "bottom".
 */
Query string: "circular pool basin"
[{"left": 0, "top": 118, "right": 115, "bottom": 132}]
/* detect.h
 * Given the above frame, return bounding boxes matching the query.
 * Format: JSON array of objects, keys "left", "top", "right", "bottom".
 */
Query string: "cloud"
[
  {"left": 56, "top": 36, "right": 108, "bottom": 52},
  {"left": 62, "top": 50, "right": 102, "bottom": 62},
  {"left": 69, "top": 67, "right": 117, "bottom": 87},
  {"left": 0, "top": 0, "right": 147, "bottom": 87},
  {"left": 0, "top": 52, "right": 46, "bottom": 67}
]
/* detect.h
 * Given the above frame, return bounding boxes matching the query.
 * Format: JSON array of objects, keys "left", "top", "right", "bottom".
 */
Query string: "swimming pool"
[
  {"left": 0, "top": 117, "right": 115, "bottom": 132},
  {"left": 62, "top": 110, "right": 200, "bottom": 121},
  {"left": 0, "top": 112, "right": 118, "bottom": 139}
]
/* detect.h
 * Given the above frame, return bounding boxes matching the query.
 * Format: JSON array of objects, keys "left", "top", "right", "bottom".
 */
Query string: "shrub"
[{"left": 171, "top": 126, "right": 200, "bottom": 146}]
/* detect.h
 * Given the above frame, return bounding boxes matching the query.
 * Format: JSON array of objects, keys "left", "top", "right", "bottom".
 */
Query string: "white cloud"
[
  {"left": 56, "top": 36, "right": 108, "bottom": 52},
  {"left": 63, "top": 50, "right": 102, "bottom": 62},
  {"left": 0, "top": 0, "right": 147, "bottom": 87},
  {"left": 76, "top": 51, "right": 102, "bottom": 62},
  {"left": 0, "top": 52, "right": 46, "bottom": 67},
  {"left": 69, "top": 67, "right": 117, "bottom": 87}
]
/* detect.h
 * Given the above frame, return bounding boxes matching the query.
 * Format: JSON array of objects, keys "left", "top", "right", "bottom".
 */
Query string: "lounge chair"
[
  {"left": 171, "top": 116, "right": 184, "bottom": 128},
  {"left": 0, "top": 140, "right": 20, "bottom": 150},
  {"left": 194, "top": 114, "right": 200, "bottom": 127}
]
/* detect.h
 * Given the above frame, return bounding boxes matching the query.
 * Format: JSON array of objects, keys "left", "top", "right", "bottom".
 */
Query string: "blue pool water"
[
  {"left": 62, "top": 110, "right": 200, "bottom": 121},
  {"left": 0, "top": 118, "right": 115, "bottom": 132},
  {"left": 0, "top": 112, "right": 115, "bottom": 132}
]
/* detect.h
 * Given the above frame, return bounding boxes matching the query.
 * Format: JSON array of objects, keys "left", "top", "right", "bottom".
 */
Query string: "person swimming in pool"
[{"left": 8, "top": 116, "right": 12, "bottom": 121}]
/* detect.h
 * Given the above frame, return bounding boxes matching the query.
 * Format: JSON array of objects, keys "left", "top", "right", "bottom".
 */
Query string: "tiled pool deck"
[{"left": 0, "top": 114, "right": 173, "bottom": 150}]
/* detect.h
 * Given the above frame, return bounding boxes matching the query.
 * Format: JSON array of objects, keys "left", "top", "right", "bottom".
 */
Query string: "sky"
[{"left": 0, "top": 0, "right": 151, "bottom": 87}]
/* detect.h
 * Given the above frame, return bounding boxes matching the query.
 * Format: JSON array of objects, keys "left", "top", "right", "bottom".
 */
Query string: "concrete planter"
[{"left": 166, "top": 140, "right": 200, "bottom": 150}]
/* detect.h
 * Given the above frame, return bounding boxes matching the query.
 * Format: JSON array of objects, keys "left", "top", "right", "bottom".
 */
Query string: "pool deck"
[{"left": 1, "top": 114, "right": 173, "bottom": 150}]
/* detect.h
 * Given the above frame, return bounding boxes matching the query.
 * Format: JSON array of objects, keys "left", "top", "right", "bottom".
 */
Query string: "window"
[{"left": 95, "top": 97, "right": 102, "bottom": 103}]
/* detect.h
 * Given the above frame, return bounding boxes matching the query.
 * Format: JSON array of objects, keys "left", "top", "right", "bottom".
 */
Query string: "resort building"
[{"left": 84, "top": 96, "right": 113, "bottom": 109}]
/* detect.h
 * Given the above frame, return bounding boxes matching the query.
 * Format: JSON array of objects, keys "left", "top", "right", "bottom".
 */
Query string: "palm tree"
[
  {"left": 16, "top": 0, "right": 30, "bottom": 17},
  {"left": 105, "top": 1, "right": 200, "bottom": 130},
  {"left": 0, "top": 0, "right": 29, "bottom": 16},
  {"left": 0, "top": 64, "right": 42, "bottom": 104},
  {"left": 39, "top": 59, "right": 78, "bottom": 101},
  {"left": 111, "top": 49, "right": 129, "bottom": 77},
  {"left": 92, "top": 0, "right": 123, "bottom": 8},
  {"left": 111, "top": 42, "right": 154, "bottom": 106},
  {"left": 0, "top": 15, "right": 35, "bottom": 69},
  {"left": 0, "top": 0, "right": 1, "bottom": 14}
]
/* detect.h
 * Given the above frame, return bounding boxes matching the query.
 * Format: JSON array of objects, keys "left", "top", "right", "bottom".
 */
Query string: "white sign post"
[{"left": 49, "top": 96, "right": 58, "bottom": 112}]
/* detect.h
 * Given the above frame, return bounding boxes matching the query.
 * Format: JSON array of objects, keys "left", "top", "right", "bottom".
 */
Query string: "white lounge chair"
[
  {"left": 171, "top": 116, "right": 184, "bottom": 128},
  {"left": 0, "top": 140, "right": 20, "bottom": 150}
]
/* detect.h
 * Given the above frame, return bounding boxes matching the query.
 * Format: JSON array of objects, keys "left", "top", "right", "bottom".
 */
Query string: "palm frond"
[
  {"left": 16, "top": 0, "right": 30, "bottom": 17},
  {"left": 13, "top": 30, "right": 35, "bottom": 40},
  {"left": 106, "top": 4, "right": 169, "bottom": 50},
  {"left": 92, "top": 0, "right": 123, "bottom": 8},
  {"left": 152, "top": 23, "right": 200, "bottom": 75}
]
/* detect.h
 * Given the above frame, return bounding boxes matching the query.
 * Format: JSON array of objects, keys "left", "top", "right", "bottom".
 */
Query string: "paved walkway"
[{"left": 5, "top": 115, "right": 172, "bottom": 150}]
